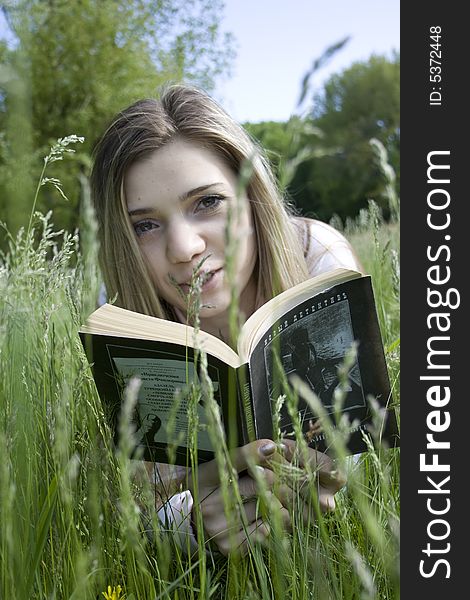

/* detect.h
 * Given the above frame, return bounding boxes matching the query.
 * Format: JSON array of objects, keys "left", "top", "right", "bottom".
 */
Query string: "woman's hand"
[
  {"left": 187, "top": 438, "right": 346, "bottom": 556},
  {"left": 275, "top": 438, "right": 347, "bottom": 524},
  {"left": 188, "top": 439, "right": 290, "bottom": 556}
]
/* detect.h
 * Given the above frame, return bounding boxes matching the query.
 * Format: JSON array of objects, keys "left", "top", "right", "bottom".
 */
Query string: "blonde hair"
[{"left": 90, "top": 84, "right": 310, "bottom": 319}]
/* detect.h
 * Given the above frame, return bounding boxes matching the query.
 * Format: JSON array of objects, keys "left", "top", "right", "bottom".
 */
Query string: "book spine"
[{"left": 237, "top": 365, "right": 256, "bottom": 443}]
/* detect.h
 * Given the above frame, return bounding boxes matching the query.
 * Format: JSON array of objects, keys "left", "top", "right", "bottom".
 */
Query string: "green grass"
[{"left": 0, "top": 155, "right": 400, "bottom": 599}]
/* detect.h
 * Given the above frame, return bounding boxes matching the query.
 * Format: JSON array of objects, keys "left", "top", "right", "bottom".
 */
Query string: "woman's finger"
[
  {"left": 318, "top": 488, "right": 336, "bottom": 513},
  {"left": 218, "top": 518, "right": 271, "bottom": 557},
  {"left": 191, "top": 439, "right": 285, "bottom": 490},
  {"left": 239, "top": 494, "right": 292, "bottom": 532},
  {"left": 275, "top": 480, "right": 336, "bottom": 526},
  {"left": 281, "top": 439, "right": 333, "bottom": 471},
  {"left": 233, "top": 473, "right": 289, "bottom": 525},
  {"left": 279, "top": 439, "right": 346, "bottom": 492}
]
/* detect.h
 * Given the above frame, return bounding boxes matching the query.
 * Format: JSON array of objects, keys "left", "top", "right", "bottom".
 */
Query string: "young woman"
[{"left": 90, "top": 84, "right": 361, "bottom": 556}]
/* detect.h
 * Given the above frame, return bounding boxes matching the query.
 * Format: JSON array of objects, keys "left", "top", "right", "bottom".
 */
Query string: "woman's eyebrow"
[
  {"left": 127, "top": 183, "right": 225, "bottom": 216},
  {"left": 128, "top": 206, "right": 155, "bottom": 217},
  {"left": 178, "top": 183, "right": 225, "bottom": 202}
]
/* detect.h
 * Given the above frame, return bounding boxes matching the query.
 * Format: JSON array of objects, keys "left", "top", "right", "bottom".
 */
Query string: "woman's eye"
[
  {"left": 195, "top": 195, "right": 224, "bottom": 212},
  {"left": 133, "top": 220, "right": 160, "bottom": 236}
]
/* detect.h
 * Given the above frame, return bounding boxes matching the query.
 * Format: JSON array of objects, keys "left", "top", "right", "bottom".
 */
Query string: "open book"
[{"left": 80, "top": 268, "right": 398, "bottom": 464}]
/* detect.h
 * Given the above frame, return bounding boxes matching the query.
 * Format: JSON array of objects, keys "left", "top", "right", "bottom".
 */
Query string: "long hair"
[{"left": 90, "top": 84, "right": 310, "bottom": 319}]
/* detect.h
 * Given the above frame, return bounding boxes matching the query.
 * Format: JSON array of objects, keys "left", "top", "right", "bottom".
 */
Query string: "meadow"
[{"left": 0, "top": 144, "right": 400, "bottom": 600}]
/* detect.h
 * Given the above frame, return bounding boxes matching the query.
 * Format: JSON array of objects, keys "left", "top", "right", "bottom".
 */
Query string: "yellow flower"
[{"left": 102, "top": 584, "right": 124, "bottom": 600}]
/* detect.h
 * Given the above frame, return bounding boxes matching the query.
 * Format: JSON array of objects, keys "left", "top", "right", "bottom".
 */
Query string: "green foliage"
[
  {"left": 0, "top": 208, "right": 400, "bottom": 599},
  {"left": 0, "top": 146, "right": 400, "bottom": 599},
  {"left": 297, "top": 53, "right": 400, "bottom": 220},
  {"left": 0, "top": 0, "right": 234, "bottom": 237},
  {"left": 246, "top": 117, "right": 325, "bottom": 194},
  {"left": 0, "top": 27, "right": 35, "bottom": 237},
  {"left": 246, "top": 54, "right": 400, "bottom": 222},
  {"left": 0, "top": 37, "right": 401, "bottom": 598}
]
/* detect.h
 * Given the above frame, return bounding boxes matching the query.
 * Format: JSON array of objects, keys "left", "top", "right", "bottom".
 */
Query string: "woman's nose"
[{"left": 166, "top": 219, "right": 206, "bottom": 264}]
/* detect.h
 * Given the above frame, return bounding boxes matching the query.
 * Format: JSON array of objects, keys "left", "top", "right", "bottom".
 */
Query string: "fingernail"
[{"left": 260, "top": 441, "right": 276, "bottom": 457}]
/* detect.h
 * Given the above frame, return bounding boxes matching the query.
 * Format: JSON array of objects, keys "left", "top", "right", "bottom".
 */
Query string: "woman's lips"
[{"left": 177, "top": 268, "right": 223, "bottom": 295}]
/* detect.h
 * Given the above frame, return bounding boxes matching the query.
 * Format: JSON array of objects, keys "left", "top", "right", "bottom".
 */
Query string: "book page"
[
  {"left": 111, "top": 354, "right": 216, "bottom": 452},
  {"left": 247, "top": 276, "right": 397, "bottom": 455},
  {"left": 80, "top": 330, "right": 240, "bottom": 465},
  {"left": 80, "top": 304, "right": 241, "bottom": 368},
  {"left": 262, "top": 297, "right": 366, "bottom": 431},
  {"left": 238, "top": 268, "right": 362, "bottom": 361}
]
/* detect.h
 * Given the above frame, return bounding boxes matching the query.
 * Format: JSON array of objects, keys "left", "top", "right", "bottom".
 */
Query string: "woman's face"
[{"left": 124, "top": 138, "right": 258, "bottom": 328}]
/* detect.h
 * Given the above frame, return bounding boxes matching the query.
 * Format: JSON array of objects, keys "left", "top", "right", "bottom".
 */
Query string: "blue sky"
[
  {"left": 0, "top": 1, "right": 399, "bottom": 124},
  {"left": 215, "top": 0, "right": 399, "bottom": 122}
]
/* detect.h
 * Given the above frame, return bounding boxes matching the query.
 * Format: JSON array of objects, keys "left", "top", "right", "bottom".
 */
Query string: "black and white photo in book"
[
  {"left": 248, "top": 276, "right": 397, "bottom": 455},
  {"left": 263, "top": 296, "right": 366, "bottom": 439}
]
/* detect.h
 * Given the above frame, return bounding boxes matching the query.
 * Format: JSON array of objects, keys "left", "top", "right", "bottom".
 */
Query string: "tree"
[
  {"left": 245, "top": 117, "right": 326, "bottom": 196},
  {"left": 0, "top": 0, "right": 234, "bottom": 235},
  {"left": 292, "top": 53, "right": 400, "bottom": 221},
  {"left": 244, "top": 54, "right": 399, "bottom": 223}
]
